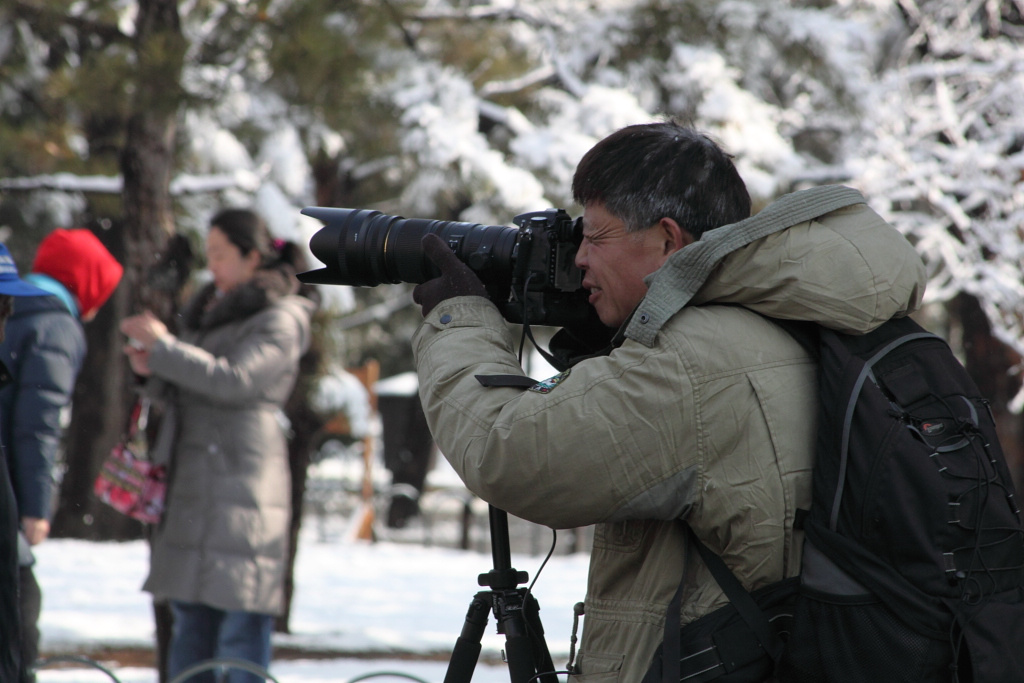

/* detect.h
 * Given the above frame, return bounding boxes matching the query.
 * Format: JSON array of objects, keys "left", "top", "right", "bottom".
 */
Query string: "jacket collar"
[
  {"left": 24, "top": 273, "right": 78, "bottom": 318},
  {"left": 183, "top": 265, "right": 298, "bottom": 332},
  {"left": 623, "top": 185, "right": 866, "bottom": 347}
]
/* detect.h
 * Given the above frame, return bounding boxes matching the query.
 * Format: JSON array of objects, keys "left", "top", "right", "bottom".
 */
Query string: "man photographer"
[{"left": 410, "top": 121, "right": 926, "bottom": 681}]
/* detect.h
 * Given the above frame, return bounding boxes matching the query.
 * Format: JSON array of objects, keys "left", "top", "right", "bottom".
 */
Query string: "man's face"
[{"left": 575, "top": 202, "right": 676, "bottom": 328}]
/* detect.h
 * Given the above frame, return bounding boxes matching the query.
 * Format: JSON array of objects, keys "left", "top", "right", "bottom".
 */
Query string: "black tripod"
[{"left": 444, "top": 505, "right": 559, "bottom": 683}]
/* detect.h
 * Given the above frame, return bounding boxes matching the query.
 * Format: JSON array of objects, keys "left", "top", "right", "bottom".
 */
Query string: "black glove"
[
  {"left": 547, "top": 306, "right": 618, "bottom": 370},
  {"left": 413, "top": 233, "right": 488, "bottom": 316}
]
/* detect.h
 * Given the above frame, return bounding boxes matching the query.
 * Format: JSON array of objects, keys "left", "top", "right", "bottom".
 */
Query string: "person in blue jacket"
[
  {"left": 0, "top": 242, "right": 51, "bottom": 683},
  {"left": 0, "top": 229, "right": 122, "bottom": 683}
]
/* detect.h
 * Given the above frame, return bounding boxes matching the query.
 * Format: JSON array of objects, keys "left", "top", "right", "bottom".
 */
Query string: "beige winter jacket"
[
  {"left": 142, "top": 273, "right": 314, "bottom": 616},
  {"left": 412, "top": 186, "right": 926, "bottom": 682}
]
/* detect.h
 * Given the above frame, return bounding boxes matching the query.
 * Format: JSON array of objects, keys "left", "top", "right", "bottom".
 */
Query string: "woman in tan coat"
[{"left": 121, "top": 209, "right": 315, "bottom": 683}]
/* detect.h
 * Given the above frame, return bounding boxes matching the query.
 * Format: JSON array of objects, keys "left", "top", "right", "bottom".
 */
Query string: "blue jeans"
[{"left": 168, "top": 601, "right": 274, "bottom": 683}]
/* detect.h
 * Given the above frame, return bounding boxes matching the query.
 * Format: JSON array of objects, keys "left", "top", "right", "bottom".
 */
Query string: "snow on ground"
[{"left": 33, "top": 504, "right": 591, "bottom": 682}]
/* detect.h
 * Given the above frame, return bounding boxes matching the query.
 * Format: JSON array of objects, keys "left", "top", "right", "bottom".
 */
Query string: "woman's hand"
[
  {"left": 121, "top": 310, "right": 169, "bottom": 377},
  {"left": 124, "top": 345, "right": 152, "bottom": 377},
  {"left": 120, "top": 310, "right": 169, "bottom": 350}
]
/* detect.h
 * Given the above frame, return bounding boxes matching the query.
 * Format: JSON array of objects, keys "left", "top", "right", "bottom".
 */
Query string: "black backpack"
[{"left": 647, "top": 316, "right": 1024, "bottom": 683}]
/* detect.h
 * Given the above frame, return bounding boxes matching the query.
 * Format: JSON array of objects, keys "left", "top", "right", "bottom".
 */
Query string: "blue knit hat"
[{"left": 0, "top": 243, "right": 49, "bottom": 296}]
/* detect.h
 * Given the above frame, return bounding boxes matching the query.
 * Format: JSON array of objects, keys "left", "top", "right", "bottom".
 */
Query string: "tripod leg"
[
  {"left": 523, "top": 592, "right": 557, "bottom": 683},
  {"left": 444, "top": 592, "right": 491, "bottom": 683},
  {"left": 499, "top": 597, "right": 535, "bottom": 683}
]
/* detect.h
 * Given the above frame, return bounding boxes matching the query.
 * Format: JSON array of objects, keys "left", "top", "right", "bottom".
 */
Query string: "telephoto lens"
[
  {"left": 300, "top": 207, "right": 518, "bottom": 289},
  {"left": 299, "top": 206, "right": 591, "bottom": 328}
]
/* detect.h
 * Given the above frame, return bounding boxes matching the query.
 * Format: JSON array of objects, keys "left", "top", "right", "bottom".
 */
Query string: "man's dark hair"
[{"left": 572, "top": 122, "right": 751, "bottom": 240}]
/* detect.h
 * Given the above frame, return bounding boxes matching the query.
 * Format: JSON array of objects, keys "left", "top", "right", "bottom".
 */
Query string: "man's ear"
[{"left": 656, "top": 217, "right": 694, "bottom": 255}]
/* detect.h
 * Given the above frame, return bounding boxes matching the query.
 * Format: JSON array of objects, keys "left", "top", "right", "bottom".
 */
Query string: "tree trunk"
[
  {"left": 51, "top": 0, "right": 184, "bottom": 542},
  {"left": 123, "top": 5, "right": 186, "bottom": 679}
]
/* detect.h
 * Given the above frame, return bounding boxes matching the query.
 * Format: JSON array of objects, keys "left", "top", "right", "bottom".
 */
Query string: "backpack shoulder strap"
[
  {"left": 689, "top": 528, "right": 784, "bottom": 661},
  {"left": 817, "top": 318, "right": 944, "bottom": 531},
  {"left": 660, "top": 527, "right": 783, "bottom": 683}
]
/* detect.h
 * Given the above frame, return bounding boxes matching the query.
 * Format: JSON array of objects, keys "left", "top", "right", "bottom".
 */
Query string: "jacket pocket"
[
  {"left": 779, "top": 586, "right": 950, "bottom": 682},
  {"left": 593, "top": 520, "right": 647, "bottom": 553},
  {"left": 576, "top": 651, "right": 623, "bottom": 683}
]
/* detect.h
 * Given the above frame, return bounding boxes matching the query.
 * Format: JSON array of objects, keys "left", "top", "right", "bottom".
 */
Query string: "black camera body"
[{"left": 299, "top": 206, "right": 591, "bottom": 327}]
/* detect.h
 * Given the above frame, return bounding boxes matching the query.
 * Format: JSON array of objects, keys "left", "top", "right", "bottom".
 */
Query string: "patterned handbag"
[{"left": 93, "top": 398, "right": 166, "bottom": 524}]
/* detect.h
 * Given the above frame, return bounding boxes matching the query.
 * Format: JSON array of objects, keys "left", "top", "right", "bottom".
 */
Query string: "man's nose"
[{"left": 575, "top": 242, "right": 589, "bottom": 269}]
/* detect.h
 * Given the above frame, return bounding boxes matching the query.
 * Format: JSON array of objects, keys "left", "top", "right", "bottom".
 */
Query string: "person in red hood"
[{"left": 0, "top": 228, "right": 122, "bottom": 683}]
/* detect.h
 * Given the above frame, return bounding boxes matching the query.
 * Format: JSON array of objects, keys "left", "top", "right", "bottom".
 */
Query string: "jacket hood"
[
  {"left": 32, "top": 228, "right": 123, "bottom": 316},
  {"left": 624, "top": 185, "right": 926, "bottom": 347}
]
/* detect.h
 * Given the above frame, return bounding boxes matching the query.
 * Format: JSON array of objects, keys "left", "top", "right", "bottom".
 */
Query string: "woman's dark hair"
[
  {"left": 209, "top": 208, "right": 307, "bottom": 272},
  {"left": 210, "top": 208, "right": 273, "bottom": 263},
  {"left": 572, "top": 121, "right": 751, "bottom": 240},
  {"left": 210, "top": 207, "right": 319, "bottom": 304}
]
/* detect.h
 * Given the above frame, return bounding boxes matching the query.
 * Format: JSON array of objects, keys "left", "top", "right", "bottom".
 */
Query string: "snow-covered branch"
[
  {"left": 410, "top": 3, "right": 552, "bottom": 29},
  {"left": 855, "top": 0, "right": 1024, "bottom": 408},
  {"left": 0, "top": 171, "right": 261, "bottom": 196}
]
